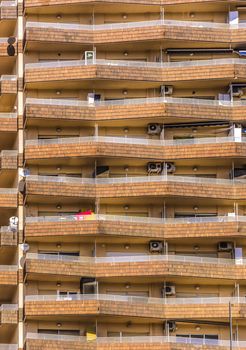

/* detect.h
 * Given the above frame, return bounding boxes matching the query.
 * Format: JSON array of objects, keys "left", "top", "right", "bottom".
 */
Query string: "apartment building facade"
[{"left": 1, "top": 0, "right": 246, "bottom": 348}]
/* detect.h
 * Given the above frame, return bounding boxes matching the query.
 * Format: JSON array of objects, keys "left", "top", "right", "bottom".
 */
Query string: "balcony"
[
  {"left": 0, "top": 304, "right": 17, "bottom": 324},
  {"left": 0, "top": 226, "right": 17, "bottom": 246},
  {"left": 24, "top": 58, "right": 246, "bottom": 87},
  {"left": 0, "top": 265, "right": 17, "bottom": 285},
  {"left": 0, "top": 189, "right": 18, "bottom": 208},
  {"left": 0, "top": 151, "right": 17, "bottom": 170},
  {"left": 24, "top": 136, "right": 246, "bottom": 163},
  {"left": 25, "top": 253, "right": 246, "bottom": 281},
  {"left": 25, "top": 175, "right": 246, "bottom": 201},
  {"left": 25, "top": 20, "right": 231, "bottom": 46},
  {"left": 25, "top": 20, "right": 246, "bottom": 46},
  {"left": 0, "top": 1, "right": 17, "bottom": 20},
  {"left": 25, "top": 97, "right": 246, "bottom": 124},
  {"left": 0, "top": 113, "right": 16, "bottom": 132},
  {"left": 24, "top": 333, "right": 246, "bottom": 350},
  {"left": 24, "top": 294, "right": 246, "bottom": 320},
  {"left": 1, "top": 75, "right": 16, "bottom": 94},
  {"left": 0, "top": 37, "right": 16, "bottom": 57},
  {"left": 22, "top": 0, "right": 243, "bottom": 10},
  {"left": 25, "top": 214, "right": 244, "bottom": 242}
]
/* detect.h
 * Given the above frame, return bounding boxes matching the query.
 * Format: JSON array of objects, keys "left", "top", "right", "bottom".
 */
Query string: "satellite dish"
[
  {"left": 7, "top": 37, "right": 16, "bottom": 45},
  {"left": 9, "top": 216, "right": 18, "bottom": 225},
  {"left": 9, "top": 216, "right": 18, "bottom": 231},
  {"left": 20, "top": 243, "right": 30, "bottom": 252},
  {"left": 19, "top": 168, "right": 30, "bottom": 177},
  {"left": 7, "top": 45, "right": 15, "bottom": 56}
]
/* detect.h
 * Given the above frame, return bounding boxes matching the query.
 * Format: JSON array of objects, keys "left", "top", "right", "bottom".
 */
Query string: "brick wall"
[
  {"left": 25, "top": 101, "right": 246, "bottom": 123},
  {"left": 27, "top": 25, "right": 246, "bottom": 45},
  {"left": 25, "top": 220, "right": 241, "bottom": 240},
  {"left": 25, "top": 141, "right": 246, "bottom": 161},
  {"left": 0, "top": 116, "right": 17, "bottom": 132},
  {"left": 25, "top": 64, "right": 236, "bottom": 84},
  {"left": 0, "top": 193, "right": 17, "bottom": 208},
  {"left": 1, "top": 308, "right": 18, "bottom": 324},
  {"left": 1, "top": 152, "right": 18, "bottom": 169},
  {"left": 0, "top": 5, "right": 17, "bottom": 20},
  {"left": 0, "top": 229, "right": 17, "bottom": 246},
  {"left": 25, "top": 338, "right": 237, "bottom": 350},
  {"left": 0, "top": 41, "right": 17, "bottom": 56},
  {"left": 26, "top": 179, "right": 246, "bottom": 200},
  {"left": 1, "top": 78, "right": 17, "bottom": 94},
  {"left": 25, "top": 258, "right": 246, "bottom": 280},
  {"left": 24, "top": 298, "right": 242, "bottom": 320},
  {"left": 23, "top": 0, "right": 238, "bottom": 8},
  {"left": 0, "top": 270, "right": 17, "bottom": 285}
]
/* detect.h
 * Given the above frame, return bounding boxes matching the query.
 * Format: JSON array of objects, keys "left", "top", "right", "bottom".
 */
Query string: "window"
[
  {"left": 106, "top": 252, "right": 148, "bottom": 257},
  {"left": 58, "top": 291, "right": 78, "bottom": 300},
  {"left": 38, "top": 329, "right": 80, "bottom": 336},
  {"left": 176, "top": 334, "right": 219, "bottom": 345},
  {"left": 38, "top": 211, "right": 77, "bottom": 217},
  {"left": 38, "top": 251, "right": 80, "bottom": 257},
  {"left": 106, "top": 290, "right": 149, "bottom": 297},
  {"left": 174, "top": 213, "right": 217, "bottom": 218},
  {"left": 107, "top": 331, "right": 149, "bottom": 337}
]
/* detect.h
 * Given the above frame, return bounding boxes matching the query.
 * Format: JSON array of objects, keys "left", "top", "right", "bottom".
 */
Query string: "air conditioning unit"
[
  {"left": 163, "top": 285, "right": 176, "bottom": 296},
  {"left": 166, "top": 321, "right": 176, "bottom": 332},
  {"left": 87, "top": 93, "right": 95, "bottom": 104},
  {"left": 147, "top": 162, "right": 163, "bottom": 174},
  {"left": 87, "top": 93, "right": 101, "bottom": 104},
  {"left": 232, "top": 88, "right": 243, "bottom": 97},
  {"left": 160, "top": 85, "right": 173, "bottom": 96},
  {"left": 165, "top": 162, "right": 176, "bottom": 174},
  {"left": 218, "top": 241, "right": 233, "bottom": 252},
  {"left": 149, "top": 241, "right": 163, "bottom": 253},
  {"left": 7, "top": 37, "right": 15, "bottom": 57},
  {"left": 85, "top": 51, "right": 95, "bottom": 64},
  {"left": 9, "top": 216, "right": 18, "bottom": 232},
  {"left": 147, "top": 123, "right": 162, "bottom": 135}
]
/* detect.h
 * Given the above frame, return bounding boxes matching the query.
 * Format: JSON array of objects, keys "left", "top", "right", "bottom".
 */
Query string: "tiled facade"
[{"left": 2, "top": 0, "right": 246, "bottom": 349}]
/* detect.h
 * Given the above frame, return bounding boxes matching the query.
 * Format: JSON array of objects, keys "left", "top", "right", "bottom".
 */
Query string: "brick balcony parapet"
[
  {"left": 25, "top": 217, "right": 243, "bottom": 240},
  {"left": 25, "top": 255, "right": 246, "bottom": 280},
  {"left": 24, "top": 139, "right": 246, "bottom": 161},
  {"left": 25, "top": 98, "right": 246, "bottom": 123}
]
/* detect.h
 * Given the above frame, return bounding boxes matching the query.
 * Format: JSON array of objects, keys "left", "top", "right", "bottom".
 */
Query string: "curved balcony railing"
[
  {"left": 25, "top": 58, "right": 246, "bottom": 70},
  {"left": 25, "top": 96, "right": 240, "bottom": 108},
  {"left": 25, "top": 214, "right": 244, "bottom": 225},
  {"left": 0, "top": 113, "right": 17, "bottom": 118},
  {"left": 24, "top": 332, "right": 246, "bottom": 348},
  {"left": 24, "top": 293, "right": 245, "bottom": 305},
  {"left": 26, "top": 252, "right": 243, "bottom": 266},
  {"left": 1, "top": 1, "right": 16, "bottom": 7},
  {"left": 25, "top": 18, "right": 246, "bottom": 31},
  {"left": 0, "top": 265, "right": 17, "bottom": 271},
  {"left": 1, "top": 150, "right": 18, "bottom": 156},
  {"left": 0, "top": 304, "right": 18, "bottom": 311},
  {"left": 25, "top": 174, "right": 246, "bottom": 186},
  {"left": 0, "top": 188, "right": 17, "bottom": 194},
  {"left": 1, "top": 75, "right": 16, "bottom": 81},
  {"left": 25, "top": 135, "right": 244, "bottom": 147}
]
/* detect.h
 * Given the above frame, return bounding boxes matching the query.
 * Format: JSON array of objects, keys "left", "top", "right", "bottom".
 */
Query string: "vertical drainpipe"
[{"left": 17, "top": 0, "right": 24, "bottom": 348}]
